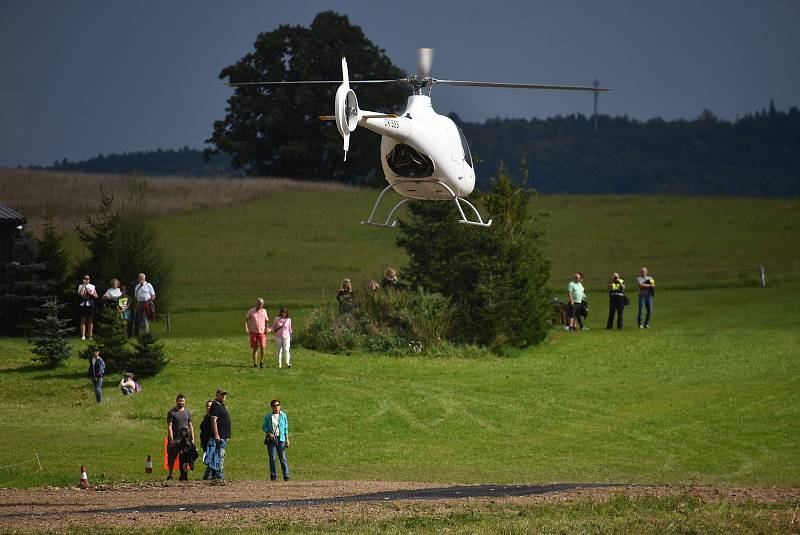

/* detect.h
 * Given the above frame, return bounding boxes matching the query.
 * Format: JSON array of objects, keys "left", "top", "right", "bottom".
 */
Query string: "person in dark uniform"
[{"left": 606, "top": 272, "right": 626, "bottom": 330}]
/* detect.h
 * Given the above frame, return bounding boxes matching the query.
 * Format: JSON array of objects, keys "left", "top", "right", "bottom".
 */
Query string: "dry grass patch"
[{"left": 0, "top": 169, "right": 356, "bottom": 232}]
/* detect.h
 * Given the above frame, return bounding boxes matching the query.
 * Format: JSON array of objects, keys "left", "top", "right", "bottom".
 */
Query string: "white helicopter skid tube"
[{"left": 361, "top": 179, "right": 492, "bottom": 228}]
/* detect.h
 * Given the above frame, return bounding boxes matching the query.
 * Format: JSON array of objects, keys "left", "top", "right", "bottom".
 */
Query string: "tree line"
[{"left": 40, "top": 104, "right": 799, "bottom": 198}]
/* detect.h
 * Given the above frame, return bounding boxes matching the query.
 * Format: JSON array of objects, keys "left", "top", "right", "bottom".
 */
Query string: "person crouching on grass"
[
  {"left": 245, "top": 298, "right": 270, "bottom": 368},
  {"left": 272, "top": 308, "right": 292, "bottom": 369},
  {"left": 262, "top": 399, "right": 290, "bottom": 481}
]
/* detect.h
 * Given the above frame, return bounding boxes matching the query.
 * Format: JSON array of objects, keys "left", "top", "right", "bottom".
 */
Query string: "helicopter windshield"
[
  {"left": 386, "top": 144, "right": 434, "bottom": 178},
  {"left": 458, "top": 128, "right": 473, "bottom": 168}
]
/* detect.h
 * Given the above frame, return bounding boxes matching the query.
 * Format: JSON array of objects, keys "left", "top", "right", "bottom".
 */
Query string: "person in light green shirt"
[{"left": 566, "top": 272, "right": 587, "bottom": 331}]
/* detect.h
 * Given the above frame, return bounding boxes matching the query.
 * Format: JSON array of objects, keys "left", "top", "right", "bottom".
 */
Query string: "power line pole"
[{"left": 592, "top": 78, "right": 600, "bottom": 132}]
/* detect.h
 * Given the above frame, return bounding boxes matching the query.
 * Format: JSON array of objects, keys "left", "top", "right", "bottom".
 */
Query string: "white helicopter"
[{"left": 229, "top": 48, "right": 609, "bottom": 227}]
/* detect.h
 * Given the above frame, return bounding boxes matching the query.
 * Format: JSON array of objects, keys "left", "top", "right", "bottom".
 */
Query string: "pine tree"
[
  {"left": 128, "top": 332, "right": 168, "bottom": 378},
  {"left": 38, "top": 218, "right": 72, "bottom": 304},
  {"left": 28, "top": 297, "right": 73, "bottom": 368},
  {"left": 86, "top": 306, "right": 132, "bottom": 374},
  {"left": 0, "top": 231, "right": 49, "bottom": 334},
  {"left": 397, "top": 160, "right": 551, "bottom": 348}
]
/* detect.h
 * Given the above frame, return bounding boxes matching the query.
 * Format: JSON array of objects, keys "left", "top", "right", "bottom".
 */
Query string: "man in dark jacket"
[{"left": 87, "top": 349, "right": 105, "bottom": 403}]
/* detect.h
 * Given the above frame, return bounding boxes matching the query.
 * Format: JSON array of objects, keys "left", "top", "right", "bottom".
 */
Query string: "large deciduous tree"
[{"left": 204, "top": 11, "right": 408, "bottom": 185}]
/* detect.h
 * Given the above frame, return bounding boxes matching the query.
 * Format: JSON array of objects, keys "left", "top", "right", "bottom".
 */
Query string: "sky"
[{"left": 1, "top": 0, "right": 798, "bottom": 167}]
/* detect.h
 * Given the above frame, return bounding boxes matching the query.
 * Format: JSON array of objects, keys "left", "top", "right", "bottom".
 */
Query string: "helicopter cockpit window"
[
  {"left": 386, "top": 144, "right": 434, "bottom": 178},
  {"left": 458, "top": 128, "right": 473, "bottom": 168}
]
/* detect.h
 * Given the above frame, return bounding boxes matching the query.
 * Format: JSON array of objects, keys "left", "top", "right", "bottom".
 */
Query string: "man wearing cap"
[{"left": 203, "top": 389, "right": 231, "bottom": 481}]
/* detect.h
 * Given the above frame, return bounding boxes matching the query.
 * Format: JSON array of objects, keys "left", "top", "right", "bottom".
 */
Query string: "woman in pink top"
[{"left": 272, "top": 308, "right": 292, "bottom": 369}]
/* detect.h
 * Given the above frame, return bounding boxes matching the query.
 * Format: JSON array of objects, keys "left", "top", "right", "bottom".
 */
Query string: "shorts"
[
  {"left": 80, "top": 306, "right": 94, "bottom": 320},
  {"left": 250, "top": 332, "right": 267, "bottom": 348}
]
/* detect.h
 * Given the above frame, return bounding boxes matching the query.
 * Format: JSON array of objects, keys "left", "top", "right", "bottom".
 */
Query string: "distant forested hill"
[
  {"left": 40, "top": 105, "right": 800, "bottom": 197},
  {"left": 47, "top": 147, "right": 237, "bottom": 177},
  {"left": 461, "top": 104, "right": 800, "bottom": 197}
]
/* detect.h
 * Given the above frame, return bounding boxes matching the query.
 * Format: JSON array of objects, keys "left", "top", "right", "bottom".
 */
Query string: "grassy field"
[
  {"left": 1, "top": 174, "right": 798, "bottom": 530},
  {"left": 149, "top": 187, "right": 800, "bottom": 338},
  {"left": 0, "top": 281, "right": 797, "bottom": 489}
]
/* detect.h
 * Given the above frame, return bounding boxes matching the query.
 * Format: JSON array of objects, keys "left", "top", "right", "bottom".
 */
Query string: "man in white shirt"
[
  {"left": 134, "top": 272, "right": 156, "bottom": 335},
  {"left": 78, "top": 274, "right": 99, "bottom": 340}
]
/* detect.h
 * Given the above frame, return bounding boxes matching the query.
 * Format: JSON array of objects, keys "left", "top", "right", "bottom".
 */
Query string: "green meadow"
[{"left": 1, "top": 189, "right": 799, "bottom": 494}]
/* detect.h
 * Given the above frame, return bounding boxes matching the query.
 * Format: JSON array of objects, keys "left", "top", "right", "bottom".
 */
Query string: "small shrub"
[
  {"left": 301, "top": 289, "right": 452, "bottom": 355},
  {"left": 128, "top": 332, "right": 169, "bottom": 378}
]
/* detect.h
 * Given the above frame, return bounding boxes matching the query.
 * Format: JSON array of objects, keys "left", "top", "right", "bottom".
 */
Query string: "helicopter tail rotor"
[{"left": 333, "top": 58, "right": 361, "bottom": 161}]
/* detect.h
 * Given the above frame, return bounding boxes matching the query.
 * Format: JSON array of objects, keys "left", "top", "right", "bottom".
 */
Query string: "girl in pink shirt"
[{"left": 272, "top": 308, "right": 293, "bottom": 368}]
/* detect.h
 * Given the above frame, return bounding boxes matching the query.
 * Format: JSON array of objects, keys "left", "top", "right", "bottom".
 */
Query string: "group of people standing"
[
  {"left": 165, "top": 390, "right": 290, "bottom": 482},
  {"left": 77, "top": 272, "right": 156, "bottom": 338},
  {"left": 245, "top": 299, "right": 293, "bottom": 368},
  {"left": 566, "top": 267, "right": 656, "bottom": 331},
  {"left": 335, "top": 267, "right": 406, "bottom": 313}
]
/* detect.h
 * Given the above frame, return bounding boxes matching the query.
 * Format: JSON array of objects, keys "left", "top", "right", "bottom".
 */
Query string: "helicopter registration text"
[{"left": 384, "top": 118, "right": 400, "bottom": 129}]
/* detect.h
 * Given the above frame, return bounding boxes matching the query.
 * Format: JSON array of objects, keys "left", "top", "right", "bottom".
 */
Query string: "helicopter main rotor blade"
[
  {"left": 226, "top": 79, "right": 408, "bottom": 87},
  {"left": 433, "top": 79, "right": 611, "bottom": 91}
]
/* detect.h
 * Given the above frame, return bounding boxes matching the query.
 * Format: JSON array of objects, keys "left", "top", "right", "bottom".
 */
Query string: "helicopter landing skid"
[{"left": 361, "top": 180, "right": 492, "bottom": 228}]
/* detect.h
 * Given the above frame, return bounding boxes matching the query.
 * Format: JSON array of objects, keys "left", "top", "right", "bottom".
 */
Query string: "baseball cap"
[{"left": 216, "top": 388, "right": 228, "bottom": 395}]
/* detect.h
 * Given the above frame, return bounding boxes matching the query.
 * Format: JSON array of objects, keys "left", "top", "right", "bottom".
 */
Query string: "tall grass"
[{"left": 0, "top": 169, "right": 356, "bottom": 232}]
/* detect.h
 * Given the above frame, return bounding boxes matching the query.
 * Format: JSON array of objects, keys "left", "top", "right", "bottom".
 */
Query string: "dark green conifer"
[{"left": 28, "top": 297, "right": 73, "bottom": 368}]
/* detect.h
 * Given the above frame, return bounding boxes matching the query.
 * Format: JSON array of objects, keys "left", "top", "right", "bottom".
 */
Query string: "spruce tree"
[
  {"left": 38, "top": 218, "right": 72, "bottom": 305},
  {"left": 87, "top": 306, "right": 132, "bottom": 374},
  {"left": 28, "top": 297, "right": 73, "bottom": 368},
  {"left": 128, "top": 332, "right": 168, "bottom": 378},
  {"left": 397, "top": 160, "right": 551, "bottom": 348}
]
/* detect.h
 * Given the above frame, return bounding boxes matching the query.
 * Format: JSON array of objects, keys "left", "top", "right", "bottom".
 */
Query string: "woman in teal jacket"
[{"left": 262, "top": 399, "right": 290, "bottom": 481}]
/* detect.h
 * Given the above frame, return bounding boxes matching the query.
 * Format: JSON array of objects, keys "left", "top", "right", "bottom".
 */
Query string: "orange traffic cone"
[
  {"left": 145, "top": 455, "right": 153, "bottom": 473},
  {"left": 79, "top": 465, "right": 89, "bottom": 488}
]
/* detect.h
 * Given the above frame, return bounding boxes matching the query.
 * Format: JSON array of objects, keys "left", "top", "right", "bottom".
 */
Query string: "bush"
[{"left": 301, "top": 288, "right": 452, "bottom": 355}]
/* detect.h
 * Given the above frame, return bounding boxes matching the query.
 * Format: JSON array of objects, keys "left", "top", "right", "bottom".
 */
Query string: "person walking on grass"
[
  {"left": 262, "top": 399, "right": 290, "bottom": 481},
  {"left": 606, "top": 272, "right": 626, "bottom": 330},
  {"left": 78, "top": 274, "right": 98, "bottom": 340},
  {"left": 566, "top": 272, "right": 587, "bottom": 331},
  {"left": 272, "top": 307, "right": 292, "bottom": 369},
  {"left": 167, "top": 394, "right": 194, "bottom": 481},
  {"left": 637, "top": 266, "right": 656, "bottom": 328},
  {"left": 245, "top": 298, "right": 270, "bottom": 368},
  {"left": 87, "top": 348, "right": 104, "bottom": 403},
  {"left": 204, "top": 388, "right": 231, "bottom": 481}
]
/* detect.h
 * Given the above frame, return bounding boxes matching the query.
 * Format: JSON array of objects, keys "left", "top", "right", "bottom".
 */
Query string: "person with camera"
[
  {"left": 637, "top": 267, "right": 656, "bottom": 328},
  {"left": 606, "top": 272, "right": 627, "bottom": 330},
  {"left": 77, "top": 274, "right": 99, "bottom": 340},
  {"left": 134, "top": 272, "right": 156, "bottom": 336},
  {"left": 166, "top": 394, "right": 194, "bottom": 481},
  {"left": 262, "top": 399, "right": 290, "bottom": 481}
]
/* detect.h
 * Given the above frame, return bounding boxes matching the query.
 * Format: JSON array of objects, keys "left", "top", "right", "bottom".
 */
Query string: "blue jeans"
[
  {"left": 93, "top": 377, "right": 103, "bottom": 403},
  {"left": 638, "top": 294, "right": 653, "bottom": 326},
  {"left": 203, "top": 438, "right": 227, "bottom": 480},
  {"left": 267, "top": 439, "right": 290, "bottom": 480}
]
